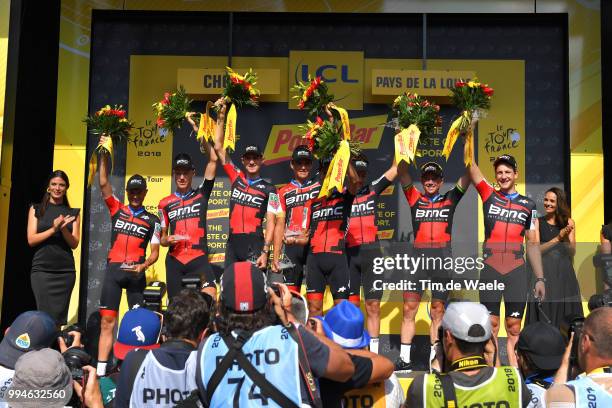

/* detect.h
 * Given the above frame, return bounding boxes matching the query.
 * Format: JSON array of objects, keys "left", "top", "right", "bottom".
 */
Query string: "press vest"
[
  {"left": 423, "top": 366, "right": 523, "bottom": 408},
  {"left": 199, "top": 325, "right": 302, "bottom": 407},
  {"left": 567, "top": 375, "right": 612, "bottom": 408},
  {"left": 130, "top": 350, "right": 198, "bottom": 407},
  {"left": 343, "top": 374, "right": 404, "bottom": 408}
]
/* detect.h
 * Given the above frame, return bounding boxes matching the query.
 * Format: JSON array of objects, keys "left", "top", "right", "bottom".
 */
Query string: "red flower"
[
  {"left": 408, "top": 93, "right": 416, "bottom": 99},
  {"left": 455, "top": 81, "right": 465, "bottom": 88},
  {"left": 314, "top": 77, "right": 322, "bottom": 86},
  {"left": 298, "top": 100, "right": 305, "bottom": 109},
  {"left": 316, "top": 116, "right": 324, "bottom": 126},
  {"left": 156, "top": 118, "right": 165, "bottom": 128},
  {"left": 307, "top": 138, "right": 315, "bottom": 151},
  {"left": 482, "top": 87, "right": 494, "bottom": 96},
  {"left": 408, "top": 102, "right": 414, "bottom": 107},
  {"left": 305, "top": 87, "right": 314, "bottom": 98}
]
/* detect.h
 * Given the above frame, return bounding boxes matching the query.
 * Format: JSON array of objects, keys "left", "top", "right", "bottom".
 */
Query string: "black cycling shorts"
[
  {"left": 166, "top": 254, "right": 216, "bottom": 298},
  {"left": 306, "top": 252, "right": 350, "bottom": 300},
  {"left": 347, "top": 244, "right": 382, "bottom": 301},
  {"left": 225, "top": 233, "right": 264, "bottom": 267},
  {"left": 479, "top": 263, "right": 528, "bottom": 319},
  {"left": 282, "top": 244, "right": 309, "bottom": 289},
  {"left": 100, "top": 264, "right": 146, "bottom": 313}
]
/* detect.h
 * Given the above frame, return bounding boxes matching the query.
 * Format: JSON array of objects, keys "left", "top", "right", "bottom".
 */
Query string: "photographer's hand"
[
  {"left": 58, "top": 331, "right": 83, "bottom": 353},
  {"left": 73, "top": 366, "right": 104, "bottom": 408},
  {"left": 553, "top": 332, "right": 574, "bottom": 384},
  {"left": 268, "top": 283, "right": 295, "bottom": 325}
]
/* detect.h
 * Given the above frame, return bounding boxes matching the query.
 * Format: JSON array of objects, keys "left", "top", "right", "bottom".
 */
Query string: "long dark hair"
[
  {"left": 39, "top": 170, "right": 70, "bottom": 218},
  {"left": 546, "top": 187, "right": 570, "bottom": 228}
]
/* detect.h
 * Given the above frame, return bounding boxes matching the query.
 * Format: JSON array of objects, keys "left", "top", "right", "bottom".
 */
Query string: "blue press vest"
[
  {"left": 199, "top": 325, "right": 301, "bottom": 407},
  {"left": 567, "top": 376, "right": 612, "bottom": 407}
]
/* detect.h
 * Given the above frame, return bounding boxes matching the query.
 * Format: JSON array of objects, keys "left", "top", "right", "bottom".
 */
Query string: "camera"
[
  {"left": 560, "top": 314, "right": 585, "bottom": 369},
  {"left": 592, "top": 254, "right": 612, "bottom": 287},
  {"left": 181, "top": 276, "right": 216, "bottom": 311},
  {"left": 62, "top": 348, "right": 91, "bottom": 381},
  {"left": 143, "top": 281, "right": 166, "bottom": 312},
  {"left": 60, "top": 324, "right": 85, "bottom": 348},
  {"left": 587, "top": 289, "right": 612, "bottom": 311}
]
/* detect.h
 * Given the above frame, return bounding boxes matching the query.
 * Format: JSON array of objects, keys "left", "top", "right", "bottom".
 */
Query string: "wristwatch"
[{"left": 535, "top": 277, "right": 546, "bottom": 284}]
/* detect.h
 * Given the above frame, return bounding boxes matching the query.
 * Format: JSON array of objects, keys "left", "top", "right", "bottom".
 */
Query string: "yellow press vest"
[{"left": 423, "top": 366, "right": 523, "bottom": 408}]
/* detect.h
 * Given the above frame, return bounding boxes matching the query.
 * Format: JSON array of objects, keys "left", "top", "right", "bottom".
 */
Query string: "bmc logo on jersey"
[
  {"left": 312, "top": 206, "right": 343, "bottom": 220},
  {"left": 168, "top": 202, "right": 201, "bottom": 220},
  {"left": 231, "top": 189, "right": 264, "bottom": 206},
  {"left": 415, "top": 208, "right": 450, "bottom": 219},
  {"left": 115, "top": 219, "right": 149, "bottom": 235},
  {"left": 488, "top": 205, "right": 528, "bottom": 222},
  {"left": 286, "top": 190, "right": 319, "bottom": 206},
  {"left": 352, "top": 201, "right": 374, "bottom": 214}
]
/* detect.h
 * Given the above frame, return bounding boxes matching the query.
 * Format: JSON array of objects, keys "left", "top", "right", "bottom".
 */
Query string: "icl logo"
[{"left": 299, "top": 64, "right": 359, "bottom": 83}]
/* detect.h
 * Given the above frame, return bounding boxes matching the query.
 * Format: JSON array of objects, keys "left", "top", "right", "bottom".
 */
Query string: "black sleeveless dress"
[{"left": 525, "top": 217, "right": 583, "bottom": 328}]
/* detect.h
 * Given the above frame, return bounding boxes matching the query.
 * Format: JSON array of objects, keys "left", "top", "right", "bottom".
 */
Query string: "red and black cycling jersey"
[
  {"left": 309, "top": 190, "right": 355, "bottom": 254},
  {"left": 346, "top": 175, "right": 393, "bottom": 248},
  {"left": 477, "top": 180, "right": 537, "bottom": 273},
  {"left": 224, "top": 163, "right": 278, "bottom": 236},
  {"left": 277, "top": 178, "right": 321, "bottom": 233},
  {"left": 105, "top": 195, "right": 160, "bottom": 265},
  {"left": 403, "top": 183, "right": 465, "bottom": 248},
  {"left": 158, "top": 179, "right": 214, "bottom": 264}
]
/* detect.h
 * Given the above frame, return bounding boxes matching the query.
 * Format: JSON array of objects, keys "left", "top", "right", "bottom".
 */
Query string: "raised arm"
[
  {"left": 346, "top": 349, "right": 394, "bottom": 384},
  {"left": 397, "top": 160, "right": 412, "bottom": 188},
  {"left": 465, "top": 132, "right": 484, "bottom": 186},
  {"left": 346, "top": 161, "right": 359, "bottom": 195},
  {"left": 185, "top": 112, "right": 219, "bottom": 180},
  {"left": 98, "top": 135, "right": 113, "bottom": 200},
  {"left": 212, "top": 99, "right": 231, "bottom": 167}
]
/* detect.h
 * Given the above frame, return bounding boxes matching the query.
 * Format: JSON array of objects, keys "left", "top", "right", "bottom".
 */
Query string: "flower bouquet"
[
  {"left": 443, "top": 79, "right": 494, "bottom": 166},
  {"left": 220, "top": 67, "right": 260, "bottom": 108},
  {"left": 153, "top": 86, "right": 192, "bottom": 135},
  {"left": 291, "top": 76, "right": 334, "bottom": 119},
  {"left": 84, "top": 105, "right": 134, "bottom": 186},
  {"left": 390, "top": 92, "right": 441, "bottom": 164}
]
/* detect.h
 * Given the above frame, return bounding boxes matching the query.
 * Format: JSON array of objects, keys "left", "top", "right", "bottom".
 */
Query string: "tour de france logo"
[{"left": 484, "top": 124, "right": 520, "bottom": 160}]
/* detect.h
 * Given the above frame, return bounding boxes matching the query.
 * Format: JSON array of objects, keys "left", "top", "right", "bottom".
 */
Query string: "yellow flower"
[
  {"left": 393, "top": 96, "right": 401, "bottom": 105},
  {"left": 120, "top": 118, "right": 128, "bottom": 123},
  {"left": 467, "top": 81, "right": 480, "bottom": 88}
]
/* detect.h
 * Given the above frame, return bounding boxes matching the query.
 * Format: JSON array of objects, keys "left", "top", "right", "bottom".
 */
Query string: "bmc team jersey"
[
  {"left": 277, "top": 178, "right": 321, "bottom": 233},
  {"left": 346, "top": 175, "right": 393, "bottom": 248},
  {"left": 224, "top": 163, "right": 278, "bottom": 236},
  {"left": 105, "top": 195, "right": 160, "bottom": 265},
  {"left": 199, "top": 326, "right": 302, "bottom": 407},
  {"left": 130, "top": 351, "right": 198, "bottom": 407},
  {"left": 309, "top": 190, "right": 355, "bottom": 254},
  {"left": 476, "top": 180, "right": 537, "bottom": 273},
  {"left": 158, "top": 179, "right": 214, "bottom": 264},
  {"left": 403, "top": 183, "right": 465, "bottom": 248}
]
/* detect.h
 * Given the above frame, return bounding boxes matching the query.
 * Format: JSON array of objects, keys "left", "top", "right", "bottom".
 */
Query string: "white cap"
[{"left": 442, "top": 302, "right": 492, "bottom": 343}]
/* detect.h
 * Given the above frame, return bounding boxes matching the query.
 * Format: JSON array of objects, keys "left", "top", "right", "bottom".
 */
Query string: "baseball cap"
[
  {"left": 126, "top": 174, "right": 147, "bottom": 191},
  {"left": 172, "top": 153, "right": 195, "bottom": 170},
  {"left": 321, "top": 301, "right": 370, "bottom": 349},
  {"left": 113, "top": 308, "right": 162, "bottom": 360},
  {"left": 242, "top": 144, "right": 263, "bottom": 157},
  {"left": 442, "top": 302, "right": 492, "bottom": 343},
  {"left": 9, "top": 348, "right": 72, "bottom": 407},
  {"left": 420, "top": 162, "right": 443, "bottom": 178},
  {"left": 0, "top": 311, "right": 57, "bottom": 369},
  {"left": 292, "top": 145, "right": 313, "bottom": 162},
  {"left": 221, "top": 262, "right": 268, "bottom": 313},
  {"left": 493, "top": 154, "right": 518, "bottom": 171},
  {"left": 517, "top": 322, "right": 566, "bottom": 371}
]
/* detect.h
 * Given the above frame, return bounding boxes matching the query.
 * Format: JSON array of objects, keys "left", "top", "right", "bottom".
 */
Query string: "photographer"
[
  {"left": 195, "top": 261, "right": 355, "bottom": 407},
  {"left": 546, "top": 307, "right": 612, "bottom": 406},
  {"left": 516, "top": 322, "right": 567, "bottom": 407},
  {"left": 404, "top": 302, "right": 531, "bottom": 408},
  {"left": 115, "top": 289, "right": 210, "bottom": 407}
]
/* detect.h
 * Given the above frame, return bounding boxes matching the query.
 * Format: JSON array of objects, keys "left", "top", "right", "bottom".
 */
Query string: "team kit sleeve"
[
  {"left": 266, "top": 188, "right": 282, "bottom": 215},
  {"left": 475, "top": 179, "right": 495, "bottom": 201},
  {"left": 150, "top": 216, "right": 161, "bottom": 245},
  {"left": 198, "top": 178, "right": 216, "bottom": 200},
  {"left": 402, "top": 183, "right": 422, "bottom": 207},
  {"left": 222, "top": 162, "right": 242, "bottom": 184},
  {"left": 447, "top": 183, "right": 467, "bottom": 204},
  {"left": 525, "top": 201, "right": 538, "bottom": 231},
  {"left": 157, "top": 201, "right": 170, "bottom": 230},
  {"left": 371, "top": 174, "right": 394, "bottom": 196},
  {"left": 104, "top": 195, "right": 123, "bottom": 217}
]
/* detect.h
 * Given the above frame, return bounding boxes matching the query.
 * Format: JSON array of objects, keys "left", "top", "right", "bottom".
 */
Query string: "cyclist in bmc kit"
[
  {"left": 212, "top": 100, "right": 279, "bottom": 270},
  {"left": 468, "top": 144, "right": 545, "bottom": 366},
  {"left": 345, "top": 155, "right": 398, "bottom": 354},
  {"left": 291, "top": 157, "right": 360, "bottom": 317},
  {"left": 95, "top": 135, "right": 161, "bottom": 377},
  {"left": 395, "top": 160, "right": 469, "bottom": 371},
  {"left": 272, "top": 146, "right": 321, "bottom": 291},
  {"left": 158, "top": 114, "right": 219, "bottom": 299}
]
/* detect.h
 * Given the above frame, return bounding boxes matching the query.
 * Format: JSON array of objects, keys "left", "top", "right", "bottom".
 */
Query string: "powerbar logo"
[
  {"left": 168, "top": 203, "right": 201, "bottom": 220},
  {"left": 263, "top": 115, "right": 387, "bottom": 165},
  {"left": 114, "top": 219, "right": 149, "bottom": 236},
  {"left": 488, "top": 204, "right": 528, "bottom": 222},
  {"left": 231, "top": 189, "right": 264, "bottom": 206}
]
